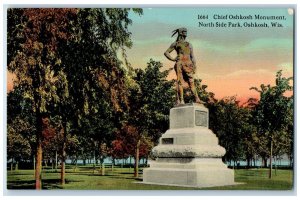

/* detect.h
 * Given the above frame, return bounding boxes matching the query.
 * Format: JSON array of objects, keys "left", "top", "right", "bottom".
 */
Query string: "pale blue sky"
[{"left": 126, "top": 7, "right": 294, "bottom": 100}]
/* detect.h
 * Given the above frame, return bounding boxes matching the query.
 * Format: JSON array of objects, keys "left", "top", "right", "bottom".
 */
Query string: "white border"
[{"left": 1, "top": 0, "right": 299, "bottom": 199}]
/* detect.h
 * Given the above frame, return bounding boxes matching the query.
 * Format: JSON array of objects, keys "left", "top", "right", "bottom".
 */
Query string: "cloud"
[
  {"left": 129, "top": 22, "right": 178, "bottom": 41},
  {"left": 198, "top": 68, "right": 274, "bottom": 81},
  {"left": 190, "top": 38, "right": 293, "bottom": 55},
  {"left": 225, "top": 69, "right": 272, "bottom": 78},
  {"left": 133, "top": 37, "right": 172, "bottom": 46},
  {"left": 191, "top": 40, "right": 229, "bottom": 54},
  {"left": 240, "top": 38, "right": 293, "bottom": 53}
]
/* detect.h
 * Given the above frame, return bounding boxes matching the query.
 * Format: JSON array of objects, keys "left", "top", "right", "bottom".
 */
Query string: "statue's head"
[{"left": 172, "top": 27, "right": 187, "bottom": 38}]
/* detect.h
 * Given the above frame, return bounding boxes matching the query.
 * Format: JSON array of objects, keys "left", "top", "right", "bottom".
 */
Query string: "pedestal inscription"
[
  {"left": 195, "top": 110, "right": 207, "bottom": 127},
  {"left": 162, "top": 138, "right": 174, "bottom": 144}
]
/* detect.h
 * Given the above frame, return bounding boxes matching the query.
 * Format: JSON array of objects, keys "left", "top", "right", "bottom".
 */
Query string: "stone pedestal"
[{"left": 143, "top": 103, "right": 235, "bottom": 188}]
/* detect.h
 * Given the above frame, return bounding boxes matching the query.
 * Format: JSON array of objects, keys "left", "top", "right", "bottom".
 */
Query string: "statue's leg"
[
  {"left": 175, "top": 63, "right": 185, "bottom": 104},
  {"left": 188, "top": 78, "right": 202, "bottom": 104},
  {"left": 178, "top": 79, "right": 184, "bottom": 104}
]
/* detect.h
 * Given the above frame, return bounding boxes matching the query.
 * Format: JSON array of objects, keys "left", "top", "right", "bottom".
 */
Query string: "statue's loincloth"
[{"left": 174, "top": 59, "right": 195, "bottom": 82}]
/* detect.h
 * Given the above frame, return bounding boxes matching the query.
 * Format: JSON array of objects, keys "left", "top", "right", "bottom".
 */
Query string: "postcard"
[{"left": 5, "top": 6, "right": 294, "bottom": 193}]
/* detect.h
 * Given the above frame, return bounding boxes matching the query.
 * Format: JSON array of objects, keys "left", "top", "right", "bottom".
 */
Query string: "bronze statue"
[{"left": 164, "top": 27, "right": 203, "bottom": 105}]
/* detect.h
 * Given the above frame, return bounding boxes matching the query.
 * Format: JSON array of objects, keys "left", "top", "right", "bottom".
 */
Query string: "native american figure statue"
[{"left": 164, "top": 28, "right": 203, "bottom": 105}]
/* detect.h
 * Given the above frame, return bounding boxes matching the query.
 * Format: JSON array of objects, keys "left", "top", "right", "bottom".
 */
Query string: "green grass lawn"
[{"left": 6, "top": 165, "right": 293, "bottom": 190}]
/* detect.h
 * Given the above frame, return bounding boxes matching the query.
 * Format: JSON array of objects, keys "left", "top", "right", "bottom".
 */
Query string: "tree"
[
  {"left": 8, "top": 8, "right": 143, "bottom": 188},
  {"left": 285, "top": 98, "right": 294, "bottom": 167},
  {"left": 8, "top": 8, "right": 78, "bottom": 189},
  {"left": 251, "top": 70, "right": 293, "bottom": 178},
  {"left": 112, "top": 124, "right": 154, "bottom": 166},
  {"left": 208, "top": 96, "right": 249, "bottom": 166},
  {"left": 7, "top": 123, "right": 32, "bottom": 170},
  {"left": 55, "top": 8, "right": 143, "bottom": 180},
  {"left": 7, "top": 86, "right": 36, "bottom": 170},
  {"left": 124, "top": 59, "right": 175, "bottom": 177}
]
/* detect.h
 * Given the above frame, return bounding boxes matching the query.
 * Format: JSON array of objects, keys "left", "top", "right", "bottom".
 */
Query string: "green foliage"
[
  {"left": 58, "top": 9, "right": 143, "bottom": 116},
  {"left": 250, "top": 70, "right": 293, "bottom": 157},
  {"left": 7, "top": 87, "right": 36, "bottom": 161},
  {"left": 127, "top": 59, "right": 176, "bottom": 142},
  {"left": 8, "top": 8, "right": 77, "bottom": 114},
  {"left": 110, "top": 59, "right": 175, "bottom": 161},
  {"left": 52, "top": 8, "right": 144, "bottom": 176},
  {"left": 7, "top": 124, "right": 32, "bottom": 161},
  {"left": 208, "top": 96, "right": 253, "bottom": 162}
]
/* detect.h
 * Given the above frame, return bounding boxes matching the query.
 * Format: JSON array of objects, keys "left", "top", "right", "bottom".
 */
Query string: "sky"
[
  {"left": 7, "top": 7, "right": 294, "bottom": 102},
  {"left": 125, "top": 7, "right": 294, "bottom": 101}
]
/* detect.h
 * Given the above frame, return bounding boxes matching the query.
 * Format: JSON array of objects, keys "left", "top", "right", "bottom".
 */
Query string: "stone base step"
[{"left": 143, "top": 166, "right": 235, "bottom": 188}]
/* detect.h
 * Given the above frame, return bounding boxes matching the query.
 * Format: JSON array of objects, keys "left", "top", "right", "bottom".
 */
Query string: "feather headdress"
[{"left": 172, "top": 27, "right": 187, "bottom": 37}]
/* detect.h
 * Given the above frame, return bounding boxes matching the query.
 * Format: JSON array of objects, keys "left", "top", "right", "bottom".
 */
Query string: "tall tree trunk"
[
  {"left": 269, "top": 139, "right": 273, "bottom": 179},
  {"left": 35, "top": 136, "right": 43, "bottom": 189},
  {"left": 61, "top": 124, "right": 67, "bottom": 186},
  {"left": 61, "top": 145, "right": 66, "bottom": 185},
  {"left": 93, "top": 150, "right": 96, "bottom": 174},
  {"left": 73, "top": 158, "right": 78, "bottom": 172},
  {"left": 274, "top": 156, "right": 277, "bottom": 176},
  {"left": 101, "top": 162, "right": 105, "bottom": 176},
  {"left": 247, "top": 157, "right": 251, "bottom": 169},
  {"left": 129, "top": 156, "right": 132, "bottom": 165},
  {"left": 111, "top": 158, "right": 115, "bottom": 172},
  {"left": 99, "top": 157, "right": 105, "bottom": 175},
  {"left": 262, "top": 157, "right": 268, "bottom": 168},
  {"left": 35, "top": 115, "right": 43, "bottom": 190},
  {"left": 10, "top": 158, "right": 13, "bottom": 171},
  {"left": 55, "top": 151, "right": 58, "bottom": 172},
  {"left": 289, "top": 155, "right": 293, "bottom": 168},
  {"left": 134, "top": 139, "right": 140, "bottom": 178}
]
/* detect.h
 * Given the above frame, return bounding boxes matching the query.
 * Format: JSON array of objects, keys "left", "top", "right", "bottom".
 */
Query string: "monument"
[
  {"left": 143, "top": 103, "right": 235, "bottom": 188},
  {"left": 142, "top": 28, "right": 235, "bottom": 188}
]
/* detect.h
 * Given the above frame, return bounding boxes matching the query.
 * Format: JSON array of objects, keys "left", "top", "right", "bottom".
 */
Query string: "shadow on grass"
[
  {"left": 86, "top": 174, "right": 115, "bottom": 177},
  {"left": 108, "top": 175, "right": 143, "bottom": 181},
  {"left": 7, "top": 172, "right": 35, "bottom": 176},
  {"left": 64, "top": 172, "right": 114, "bottom": 176},
  {"left": 7, "top": 179, "right": 83, "bottom": 190},
  {"left": 7, "top": 180, "right": 36, "bottom": 189}
]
